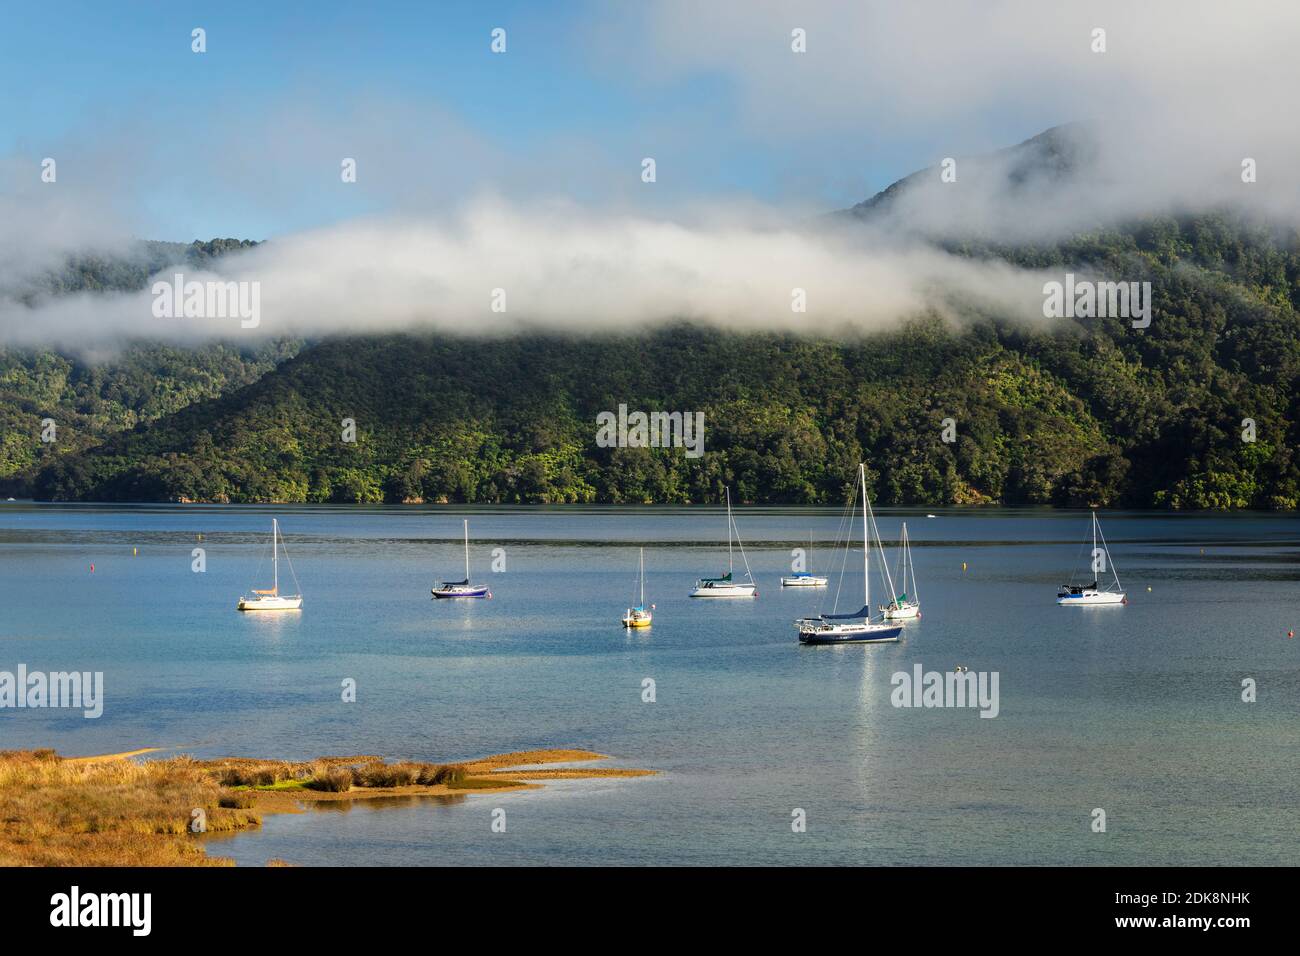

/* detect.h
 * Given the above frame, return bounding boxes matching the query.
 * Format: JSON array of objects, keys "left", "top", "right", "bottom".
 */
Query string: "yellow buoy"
[
  {"left": 132, "top": 547, "right": 137, "bottom": 556},
  {"left": 962, "top": 562, "right": 967, "bottom": 571}
]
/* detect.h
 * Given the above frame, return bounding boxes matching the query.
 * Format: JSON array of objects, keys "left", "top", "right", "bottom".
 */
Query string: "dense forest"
[
  {"left": 0, "top": 240, "right": 300, "bottom": 487},
  {"left": 3, "top": 179, "right": 1300, "bottom": 509}
]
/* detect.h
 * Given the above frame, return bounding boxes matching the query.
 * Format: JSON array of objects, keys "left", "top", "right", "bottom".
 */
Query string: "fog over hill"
[{"left": 2, "top": 120, "right": 1297, "bottom": 509}]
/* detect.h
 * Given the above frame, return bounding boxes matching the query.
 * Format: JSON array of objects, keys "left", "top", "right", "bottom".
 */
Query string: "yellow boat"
[{"left": 621, "top": 548, "right": 653, "bottom": 628}]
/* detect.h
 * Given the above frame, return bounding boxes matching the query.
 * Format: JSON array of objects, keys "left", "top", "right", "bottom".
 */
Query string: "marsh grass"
[
  {"left": 306, "top": 767, "right": 354, "bottom": 792},
  {"left": 216, "top": 757, "right": 474, "bottom": 793},
  {"left": 0, "top": 749, "right": 258, "bottom": 866}
]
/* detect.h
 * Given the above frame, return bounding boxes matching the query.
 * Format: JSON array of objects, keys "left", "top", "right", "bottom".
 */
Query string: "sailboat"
[
  {"left": 881, "top": 521, "right": 921, "bottom": 620},
  {"left": 1057, "top": 510, "right": 1126, "bottom": 606},
  {"left": 795, "top": 464, "right": 903, "bottom": 644},
  {"left": 621, "top": 548, "right": 654, "bottom": 628},
  {"left": 781, "top": 532, "right": 828, "bottom": 587},
  {"left": 432, "top": 519, "right": 491, "bottom": 598},
  {"left": 690, "top": 488, "right": 757, "bottom": 597},
  {"left": 237, "top": 518, "right": 303, "bottom": 611}
]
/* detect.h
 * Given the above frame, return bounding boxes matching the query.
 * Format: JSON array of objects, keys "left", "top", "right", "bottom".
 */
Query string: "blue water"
[{"left": 1, "top": 502, "right": 1297, "bottom": 865}]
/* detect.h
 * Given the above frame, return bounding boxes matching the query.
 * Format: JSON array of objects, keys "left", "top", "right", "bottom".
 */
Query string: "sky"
[
  {"left": 0, "top": 0, "right": 1057, "bottom": 240},
  {"left": 1, "top": 1, "right": 1298, "bottom": 345}
]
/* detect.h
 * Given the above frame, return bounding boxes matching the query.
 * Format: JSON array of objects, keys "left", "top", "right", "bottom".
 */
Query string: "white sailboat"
[
  {"left": 690, "top": 488, "right": 757, "bottom": 597},
  {"left": 433, "top": 519, "right": 491, "bottom": 598},
  {"left": 237, "top": 518, "right": 303, "bottom": 611},
  {"left": 881, "top": 521, "right": 921, "bottom": 620},
  {"left": 796, "top": 464, "right": 903, "bottom": 644},
  {"left": 1057, "top": 511, "right": 1126, "bottom": 606},
  {"left": 781, "top": 532, "right": 828, "bottom": 587},
  {"left": 621, "top": 547, "right": 653, "bottom": 628}
]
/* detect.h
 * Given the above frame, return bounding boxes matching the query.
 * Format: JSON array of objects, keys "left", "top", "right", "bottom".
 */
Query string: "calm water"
[{"left": 1, "top": 502, "right": 1297, "bottom": 866}]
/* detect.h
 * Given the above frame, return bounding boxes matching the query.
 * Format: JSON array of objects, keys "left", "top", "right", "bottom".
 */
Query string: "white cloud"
[
  {"left": 594, "top": 0, "right": 1300, "bottom": 228},
  {"left": 1, "top": 197, "right": 1051, "bottom": 345}
]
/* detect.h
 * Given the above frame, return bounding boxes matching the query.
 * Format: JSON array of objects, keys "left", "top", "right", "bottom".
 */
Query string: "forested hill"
[
  {"left": 7, "top": 141, "right": 1300, "bottom": 508},
  {"left": 0, "top": 240, "right": 301, "bottom": 488},
  {"left": 16, "top": 204, "right": 1300, "bottom": 509}
]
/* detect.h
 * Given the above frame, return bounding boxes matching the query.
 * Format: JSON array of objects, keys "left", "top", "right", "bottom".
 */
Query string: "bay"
[{"left": 1, "top": 502, "right": 1296, "bottom": 865}]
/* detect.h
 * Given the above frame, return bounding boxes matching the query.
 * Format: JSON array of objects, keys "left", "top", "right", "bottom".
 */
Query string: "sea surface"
[{"left": 1, "top": 502, "right": 1296, "bottom": 866}]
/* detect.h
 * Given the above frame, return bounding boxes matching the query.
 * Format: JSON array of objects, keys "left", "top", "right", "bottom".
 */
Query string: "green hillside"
[
  {"left": 0, "top": 240, "right": 301, "bottom": 489},
  {"left": 6, "top": 126, "right": 1300, "bottom": 510},
  {"left": 18, "top": 208, "right": 1300, "bottom": 509}
]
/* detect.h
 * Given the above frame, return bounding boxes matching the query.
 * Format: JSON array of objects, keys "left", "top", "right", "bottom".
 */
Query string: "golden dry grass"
[{"left": 0, "top": 749, "right": 257, "bottom": 867}]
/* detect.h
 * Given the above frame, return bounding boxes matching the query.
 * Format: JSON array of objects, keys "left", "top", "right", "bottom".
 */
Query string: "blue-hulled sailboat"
[
  {"left": 432, "top": 519, "right": 491, "bottom": 599},
  {"left": 796, "top": 463, "right": 903, "bottom": 644}
]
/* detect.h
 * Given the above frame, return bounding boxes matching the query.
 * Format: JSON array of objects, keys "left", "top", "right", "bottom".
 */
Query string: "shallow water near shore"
[{"left": 2, "top": 502, "right": 1297, "bottom": 865}]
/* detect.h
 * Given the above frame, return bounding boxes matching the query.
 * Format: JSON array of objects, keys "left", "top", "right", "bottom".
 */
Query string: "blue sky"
[
  {"left": 5, "top": 2, "right": 1295, "bottom": 345},
  {"left": 0, "top": 1, "right": 1060, "bottom": 241}
]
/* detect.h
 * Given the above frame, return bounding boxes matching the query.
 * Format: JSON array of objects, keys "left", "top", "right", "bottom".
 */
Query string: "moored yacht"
[
  {"left": 690, "top": 488, "right": 757, "bottom": 598},
  {"left": 433, "top": 519, "right": 491, "bottom": 598},
  {"left": 796, "top": 464, "right": 903, "bottom": 644},
  {"left": 237, "top": 518, "right": 303, "bottom": 611},
  {"left": 622, "top": 548, "right": 654, "bottom": 628},
  {"left": 1057, "top": 511, "right": 1126, "bottom": 606},
  {"left": 881, "top": 521, "right": 921, "bottom": 620}
]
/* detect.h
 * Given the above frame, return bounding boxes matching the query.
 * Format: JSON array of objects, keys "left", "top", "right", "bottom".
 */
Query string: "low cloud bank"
[{"left": 1, "top": 198, "right": 1056, "bottom": 346}]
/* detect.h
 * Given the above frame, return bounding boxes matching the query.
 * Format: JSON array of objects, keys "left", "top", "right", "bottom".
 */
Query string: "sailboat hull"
[
  {"left": 882, "top": 602, "right": 920, "bottom": 620},
  {"left": 781, "top": 575, "right": 827, "bottom": 587},
  {"left": 798, "top": 622, "right": 902, "bottom": 644},
  {"left": 690, "top": 583, "right": 757, "bottom": 598},
  {"left": 1057, "top": 590, "right": 1125, "bottom": 605},
  {"left": 237, "top": 596, "right": 302, "bottom": 611},
  {"left": 432, "top": 585, "right": 491, "bottom": 598}
]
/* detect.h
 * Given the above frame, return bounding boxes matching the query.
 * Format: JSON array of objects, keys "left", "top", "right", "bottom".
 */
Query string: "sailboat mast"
[
  {"left": 726, "top": 487, "right": 733, "bottom": 574},
  {"left": 639, "top": 547, "right": 645, "bottom": 605},
  {"left": 272, "top": 518, "right": 279, "bottom": 594},
  {"left": 1092, "top": 511, "right": 1098, "bottom": 582},
  {"left": 860, "top": 463, "right": 869, "bottom": 610},
  {"left": 901, "top": 522, "right": 909, "bottom": 596},
  {"left": 463, "top": 518, "right": 470, "bottom": 581},
  {"left": 907, "top": 524, "right": 917, "bottom": 600}
]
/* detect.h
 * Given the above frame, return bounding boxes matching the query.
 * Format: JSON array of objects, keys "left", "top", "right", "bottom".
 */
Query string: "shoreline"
[{"left": 245, "top": 749, "right": 654, "bottom": 813}]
